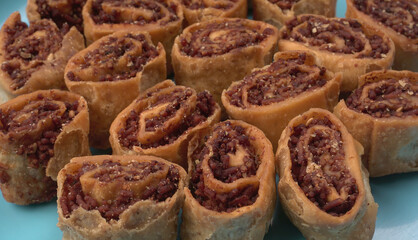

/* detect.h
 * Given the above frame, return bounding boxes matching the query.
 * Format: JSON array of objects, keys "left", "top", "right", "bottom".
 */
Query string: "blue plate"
[{"left": 0, "top": 1, "right": 417, "bottom": 239}]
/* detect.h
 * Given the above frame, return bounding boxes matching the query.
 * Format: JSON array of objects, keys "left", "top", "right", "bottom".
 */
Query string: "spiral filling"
[
  {"left": 66, "top": 33, "right": 158, "bottom": 82},
  {"left": 283, "top": 16, "right": 389, "bottom": 58},
  {"left": 288, "top": 118, "right": 358, "bottom": 216},
  {"left": 181, "top": 0, "right": 236, "bottom": 10},
  {"left": 268, "top": 0, "right": 300, "bottom": 11},
  {"left": 225, "top": 53, "right": 328, "bottom": 108},
  {"left": 90, "top": 0, "right": 179, "bottom": 25},
  {"left": 60, "top": 160, "right": 180, "bottom": 221},
  {"left": 179, "top": 20, "right": 275, "bottom": 57},
  {"left": 0, "top": 96, "right": 79, "bottom": 169},
  {"left": 1, "top": 20, "right": 64, "bottom": 90},
  {"left": 190, "top": 121, "right": 260, "bottom": 212},
  {"left": 35, "top": 0, "right": 86, "bottom": 33},
  {"left": 346, "top": 78, "right": 418, "bottom": 118},
  {"left": 119, "top": 89, "right": 216, "bottom": 149},
  {"left": 354, "top": 0, "right": 418, "bottom": 39}
]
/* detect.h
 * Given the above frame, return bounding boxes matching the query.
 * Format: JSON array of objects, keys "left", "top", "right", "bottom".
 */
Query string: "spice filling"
[
  {"left": 0, "top": 95, "right": 79, "bottom": 169},
  {"left": 181, "top": 0, "right": 236, "bottom": 10},
  {"left": 354, "top": 0, "right": 418, "bottom": 39},
  {"left": 190, "top": 121, "right": 260, "bottom": 212},
  {"left": 346, "top": 78, "right": 418, "bottom": 118},
  {"left": 119, "top": 89, "right": 216, "bottom": 149},
  {"left": 225, "top": 53, "right": 328, "bottom": 108},
  {"left": 60, "top": 160, "right": 180, "bottom": 221},
  {"left": 289, "top": 118, "right": 358, "bottom": 216},
  {"left": 180, "top": 19, "right": 274, "bottom": 57},
  {"left": 35, "top": 0, "right": 86, "bottom": 33},
  {"left": 1, "top": 19, "right": 64, "bottom": 90},
  {"left": 268, "top": 0, "right": 300, "bottom": 11},
  {"left": 90, "top": 0, "right": 179, "bottom": 25},
  {"left": 66, "top": 33, "right": 158, "bottom": 82},
  {"left": 282, "top": 15, "right": 389, "bottom": 58}
]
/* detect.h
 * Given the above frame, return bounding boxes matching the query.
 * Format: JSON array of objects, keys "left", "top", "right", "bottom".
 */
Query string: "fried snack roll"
[
  {"left": 82, "top": 0, "right": 183, "bottom": 72},
  {"left": 276, "top": 108, "right": 378, "bottom": 240},
  {"left": 181, "top": 0, "right": 247, "bottom": 25},
  {"left": 172, "top": 18, "right": 279, "bottom": 108},
  {"left": 346, "top": 0, "right": 418, "bottom": 71},
  {"left": 334, "top": 70, "right": 418, "bottom": 177},
  {"left": 57, "top": 155, "right": 186, "bottom": 240},
  {"left": 110, "top": 80, "right": 221, "bottom": 168},
  {"left": 0, "top": 12, "right": 84, "bottom": 96},
  {"left": 253, "top": 0, "right": 336, "bottom": 30},
  {"left": 278, "top": 14, "right": 395, "bottom": 92},
  {"left": 0, "top": 90, "right": 90, "bottom": 205},
  {"left": 222, "top": 51, "right": 341, "bottom": 151},
  {"left": 65, "top": 31, "right": 166, "bottom": 149},
  {"left": 27, "top": 0, "right": 87, "bottom": 33},
  {"left": 182, "top": 120, "right": 276, "bottom": 240}
]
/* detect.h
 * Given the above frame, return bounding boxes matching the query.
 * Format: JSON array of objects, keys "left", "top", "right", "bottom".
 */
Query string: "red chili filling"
[
  {"left": 190, "top": 121, "right": 260, "bottom": 212},
  {"left": 66, "top": 33, "right": 158, "bottom": 82},
  {"left": 59, "top": 160, "right": 180, "bottom": 221},
  {"left": 268, "top": 0, "right": 300, "bottom": 10},
  {"left": 181, "top": 0, "right": 236, "bottom": 10},
  {"left": 0, "top": 96, "right": 79, "bottom": 169},
  {"left": 180, "top": 19, "right": 275, "bottom": 57},
  {"left": 35, "top": 0, "right": 86, "bottom": 33},
  {"left": 346, "top": 78, "right": 418, "bottom": 118},
  {"left": 225, "top": 53, "right": 328, "bottom": 108},
  {"left": 354, "top": 0, "right": 418, "bottom": 39},
  {"left": 289, "top": 118, "right": 358, "bottom": 216},
  {"left": 283, "top": 16, "right": 390, "bottom": 58},
  {"left": 1, "top": 19, "right": 64, "bottom": 90},
  {"left": 90, "top": 0, "right": 179, "bottom": 25},
  {"left": 118, "top": 90, "right": 216, "bottom": 149}
]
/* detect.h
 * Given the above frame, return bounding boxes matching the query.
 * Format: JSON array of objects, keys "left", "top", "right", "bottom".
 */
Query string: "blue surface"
[{"left": 0, "top": 1, "right": 417, "bottom": 239}]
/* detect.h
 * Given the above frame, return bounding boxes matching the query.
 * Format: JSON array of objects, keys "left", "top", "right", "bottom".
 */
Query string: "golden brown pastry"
[
  {"left": 276, "top": 108, "right": 378, "bottom": 240},
  {"left": 172, "top": 18, "right": 279, "bottom": 109},
  {"left": 65, "top": 31, "right": 166, "bottom": 149},
  {"left": 0, "top": 12, "right": 84, "bottom": 96},
  {"left": 253, "top": 0, "right": 336, "bottom": 30},
  {"left": 278, "top": 14, "right": 395, "bottom": 92},
  {"left": 181, "top": 0, "right": 247, "bottom": 25},
  {"left": 222, "top": 50, "right": 341, "bottom": 151},
  {"left": 82, "top": 0, "right": 183, "bottom": 72},
  {"left": 182, "top": 120, "right": 276, "bottom": 240},
  {"left": 346, "top": 0, "right": 418, "bottom": 71},
  {"left": 109, "top": 80, "right": 221, "bottom": 168},
  {"left": 334, "top": 70, "right": 417, "bottom": 177},
  {"left": 0, "top": 90, "right": 90, "bottom": 205},
  {"left": 26, "top": 0, "right": 87, "bottom": 33},
  {"left": 57, "top": 155, "right": 186, "bottom": 240}
]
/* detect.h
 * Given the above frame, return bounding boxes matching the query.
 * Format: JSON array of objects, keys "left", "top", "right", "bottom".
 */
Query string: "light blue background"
[{"left": 0, "top": 0, "right": 417, "bottom": 239}]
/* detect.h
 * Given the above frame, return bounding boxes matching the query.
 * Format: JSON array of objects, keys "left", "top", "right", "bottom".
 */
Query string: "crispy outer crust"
[
  {"left": 222, "top": 51, "right": 341, "bottom": 151},
  {"left": 65, "top": 31, "right": 166, "bottom": 149},
  {"left": 182, "top": 0, "right": 247, "bottom": 26},
  {"left": 172, "top": 18, "right": 279, "bottom": 110},
  {"left": 57, "top": 155, "right": 187, "bottom": 240},
  {"left": 278, "top": 14, "right": 395, "bottom": 92},
  {"left": 0, "top": 90, "right": 90, "bottom": 205},
  {"left": 0, "top": 12, "right": 85, "bottom": 96},
  {"left": 253, "top": 0, "right": 336, "bottom": 30},
  {"left": 334, "top": 70, "right": 418, "bottom": 177},
  {"left": 26, "top": 0, "right": 41, "bottom": 21},
  {"left": 346, "top": 0, "right": 418, "bottom": 71},
  {"left": 276, "top": 108, "right": 377, "bottom": 240},
  {"left": 181, "top": 120, "right": 276, "bottom": 240},
  {"left": 109, "top": 80, "right": 221, "bottom": 168}
]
